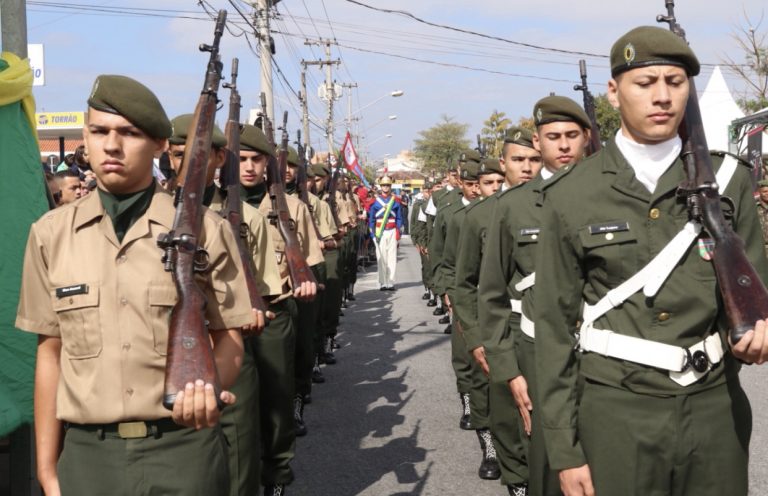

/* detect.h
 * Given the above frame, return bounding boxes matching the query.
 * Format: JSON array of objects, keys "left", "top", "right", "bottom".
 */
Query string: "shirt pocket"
[
  {"left": 579, "top": 227, "right": 638, "bottom": 287},
  {"left": 51, "top": 287, "right": 102, "bottom": 359},
  {"left": 148, "top": 285, "right": 178, "bottom": 356}
]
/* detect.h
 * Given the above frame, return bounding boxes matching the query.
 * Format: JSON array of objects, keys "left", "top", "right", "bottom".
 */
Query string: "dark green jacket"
[
  {"left": 429, "top": 200, "right": 464, "bottom": 296},
  {"left": 534, "top": 139, "right": 768, "bottom": 470}
]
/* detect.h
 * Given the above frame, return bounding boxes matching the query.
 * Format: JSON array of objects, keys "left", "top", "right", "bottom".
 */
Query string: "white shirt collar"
[
  {"left": 540, "top": 167, "right": 554, "bottom": 180},
  {"left": 461, "top": 197, "right": 470, "bottom": 206},
  {"left": 614, "top": 129, "right": 682, "bottom": 194}
]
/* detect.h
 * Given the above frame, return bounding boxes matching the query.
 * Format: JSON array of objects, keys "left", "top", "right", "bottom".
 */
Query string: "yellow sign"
[{"left": 36, "top": 112, "right": 85, "bottom": 129}]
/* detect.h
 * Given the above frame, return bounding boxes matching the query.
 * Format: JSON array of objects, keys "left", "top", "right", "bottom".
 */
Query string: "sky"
[{"left": 4, "top": 0, "right": 767, "bottom": 164}]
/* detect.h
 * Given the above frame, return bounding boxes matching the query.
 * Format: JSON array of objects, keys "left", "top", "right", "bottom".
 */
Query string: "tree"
[
  {"left": 480, "top": 110, "right": 511, "bottom": 158},
  {"left": 724, "top": 11, "right": 768, "bottom": 114},
  {"left": 413, "top": 115, "right": 470, "bottom": 174},
  {"left": 594, "top": 93, "right": 621, "bottom": 141}
]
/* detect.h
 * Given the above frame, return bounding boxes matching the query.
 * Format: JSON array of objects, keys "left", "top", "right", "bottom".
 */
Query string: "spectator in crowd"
[
  {"left": 44, "top": 171, "right": 61, "bottom": 207},
  {"left": 54, "top": 169, "right": 82, "bottom": 205}
]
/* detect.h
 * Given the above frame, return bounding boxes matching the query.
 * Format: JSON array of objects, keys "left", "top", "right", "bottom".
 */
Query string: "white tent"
[{"left": 699, "top": 65, "right": 745, "bottom": 153}]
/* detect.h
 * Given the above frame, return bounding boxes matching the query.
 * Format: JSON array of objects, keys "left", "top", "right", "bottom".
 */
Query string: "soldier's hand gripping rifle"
[
  {"left": 264, "top": 108, "right": 318, "bottom": 297},
  {"left": 156, "top": 10, "right": 227, "bottom": 410},
  {"left": 573, "top": 59, "right": 602, "bottom": 155},
  {"left": 221, "top": 58, "right": 269, "bottom": 336},
  {"left": 658, "top": 1, "right": 768, "bottom": 343}
]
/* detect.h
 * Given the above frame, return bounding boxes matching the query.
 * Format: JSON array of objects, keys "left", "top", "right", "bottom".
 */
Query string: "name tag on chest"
[
  {"left": 588, "top": 221, "right": 630, "bottom": 235},
  {"left": 56, "top": 284, "right": 89, "bottom": 298}
]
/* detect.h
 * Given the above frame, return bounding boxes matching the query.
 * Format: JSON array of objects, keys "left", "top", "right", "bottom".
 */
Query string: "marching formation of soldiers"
[
  {"left": 15, "top": 71, "right": 371, "bottom": 495},
  {"left": 411, "top": 24, "right": 768, "bottom": 496},
  {"left": 9, "top": 6, "right": 768, "bottom": 496}
]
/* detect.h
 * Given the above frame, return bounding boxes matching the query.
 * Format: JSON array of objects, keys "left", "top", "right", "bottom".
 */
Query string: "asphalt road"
[{"left": 291, "top": 236, "right": 768, "bottom": 496}]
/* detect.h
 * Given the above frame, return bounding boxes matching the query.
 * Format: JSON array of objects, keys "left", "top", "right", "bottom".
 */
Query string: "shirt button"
[
  {"left": 120, "top": 297, "right": 128, "bottom": 306},
  {"left": 117, "top": 255, "right": 127, "bottom": 264},
  {"left": 658, "top": 312, "right": 671, "bottom": 322},
  {"left": 126, "top": 388, "right": 134, "bottom": 395},
  {"left": 122, "top": 343, "right": 131, "bottom": 351},
  {"left": 649, "top": 208, "right": 661, "bottom": 220},
  {"left": 605, "top": 233, "right": 614, "bottom": 241}
]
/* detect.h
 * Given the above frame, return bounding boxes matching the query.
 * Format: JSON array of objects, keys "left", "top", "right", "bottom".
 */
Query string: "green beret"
[
  {"left": 459, "top": 148, "right": 482, "bottom": 164},
  {"left": 87, "top": 75, "right": 171, "bottom": 139},
  {"left": 169, "top": 114, "right": 226, "bottom": 148},
  {"left": 240, "top": 124, "right": 275, "bottom": 157},
  {"left": 610, "top": 26, "right": 700, "bottom": 77},
  {"left": 758, "top": 179, "right": 768, "bottom": 188},
  {"left": 460, "top": 160, "right": 481, "bottom": 181},
  {"left": 533, "top": 95, "right": 591, "bottom": 130},
  {"left": 310, "top": 163, "right": 329, "bottom": 177},
  {"left": 286, "top": 146, "right": 301, "bottom": 167},
  {"left": 305, "top": 165, "right": 316, "bottom": 178},
  {"left": 504, "top": 127, "right": 535, "bottom": 149},
  {"left": 447, "top": 160, "right": 458, "bottom": 172},
  {"left": 478, "top": 157, "right": 504, "bottom": 176}
]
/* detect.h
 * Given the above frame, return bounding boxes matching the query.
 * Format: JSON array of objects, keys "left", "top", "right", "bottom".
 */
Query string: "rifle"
[
  {"left": 156, "top": 10, "right": 227, "bottom": 410},
  {"left": 657, "top": 1, "right": 768, "bottom": 343},
  {"left": 325, "top": 154, "right": 344, "bottom": 231},
  {"left": 476, "top": 134, "right": 487, "bottom": 158},
  {"left": 295, "top": 130, "right": 328, "bottom": 245},
  {"left": 221, "top": 58, "right": 268, "bottom": 335},
  {"left": 264, "top": 108, "right": 318, "bottom": 292},
  {"left": 573, "top": 59, "right": 602, "bottom": 155}
]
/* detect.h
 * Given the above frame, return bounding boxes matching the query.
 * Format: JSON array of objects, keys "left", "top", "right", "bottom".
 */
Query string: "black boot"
[
  {"left": 422, "top": 290, "right": 430, "bottom": 300},
  {"left": 303, "top": 393, "right": 312, "bottom": 404},
  {"left": 507, "top": 483, "right": 529, "bottom": 496},
  {"left": 263, "top": 484, "right": 285, "bottom": 496},
  {"left": 311, "top": 355, "right": 325, "bottom": 383},
  {"left": 459, "top": 393, "right": 472, "bottom": 430},
  {"left": 323, "top": 337, "right": 337, "bottom": 365},
  {"left": 426, "top": 298, "right": 437, "bottom": 307},
  {"left": 443, "top": 324, "right": 452, "bottom": 335},
  {"left": 330, "top": 336, "right": 340, "bottom": 350},
  {"left": 476, "top": 429, "right": 501, "bottom": 480},
  {"left": 432, "top": 305, "right": 446, "bottom": 316},
  {"left": 438, "top": 314, "right": 450, "bottom": 324},
  {"left": 294, "top": 395, "right": 307, "bottom": 437},
  {"left": 348, "top": 285, "right": 356, "bottom": 301}
]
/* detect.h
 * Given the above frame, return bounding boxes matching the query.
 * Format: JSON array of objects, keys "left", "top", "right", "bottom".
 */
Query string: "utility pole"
[
  {"left": 1, "top": 0, "right": 28, "bottom": 58},
  {"left": 254, "top": 0, "right": 273, "bottom": 122},
  {"left": 299, "top": 62, "right": 310, "bottom": 155},
  {"left": 340, "top": 82, "right": 358, "bottom": 131},
  {"left": 304, "top": 39, "right": 340, "bottom": 153}
]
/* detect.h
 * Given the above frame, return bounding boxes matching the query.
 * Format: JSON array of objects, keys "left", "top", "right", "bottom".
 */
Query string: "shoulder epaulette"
[{"left": 709, "top": 149, "right": 752, "bottom": 169}]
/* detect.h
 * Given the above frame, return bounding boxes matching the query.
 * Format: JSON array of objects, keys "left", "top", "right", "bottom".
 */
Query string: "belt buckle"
[
  {"left": 118, "top": 421, "right": 148, "bottom": 439},
  {"left": 682, "top": 347, "right": 710, "bottom": 373}
]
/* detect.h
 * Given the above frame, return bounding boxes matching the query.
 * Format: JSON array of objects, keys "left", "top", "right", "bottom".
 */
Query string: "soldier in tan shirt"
[
  {"left": 237, "top": 124, "right": 322, "bottom": 495},
  {"left": 16, "top": 75, "right": 254, "bottom": 496}
]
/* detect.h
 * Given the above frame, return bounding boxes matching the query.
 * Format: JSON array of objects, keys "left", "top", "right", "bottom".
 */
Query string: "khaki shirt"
[
  {"left": 757, "top": 201, "right": 768, "bottom": 258},
  {"left": 15, "top": 186, "right": 253, "bottom": 424},
  {"left": 258, "top": 195, "right": 325, "bottom": 300},
  {"left": 209, "top": 189, "right": 283, "bottom": 297},
  {"left": 307, "top": 192, "right": 337, "bottom": 240}
]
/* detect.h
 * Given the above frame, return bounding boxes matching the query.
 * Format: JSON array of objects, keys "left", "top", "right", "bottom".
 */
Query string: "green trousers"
[
  {"left": 253, "top": 298, "right": 297, "bottom": 486},
  {"left": 220, "top": 338, "right": 261, "bottom": 496},
  {"left": 311, "top": 263, "right": 327, "bottom": 356},
  {"left": 58, "top": 422, "right": 229, "bottom": 496},
  {"left": 462, "top": 332, "right": 490, "bottom": 430},
  {"left": 320, "top": 248, "right": 342, "bottom": 338},
  {"left": 517, "top": 337, "right": 560, "bottom": 496},
  {"left": 488, "top": 348, "right": 529, "bottom": 487},
  {"left": 451, "top": 319, "right": 474, "bottom": 396},
  {"left": 419, "top": 252, "right": 431, "bottom": 290},
  {"left": 578, "top": 378, "right": 751, "bottom": 496},
  {"left": 295, "top": 265, "right": 322, "bottom": 397}
]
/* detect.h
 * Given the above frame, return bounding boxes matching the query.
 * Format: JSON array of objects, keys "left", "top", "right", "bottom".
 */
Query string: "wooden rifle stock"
[
  {"left": 658, "top": 1, "right": 768, "bottom": 342},
  {"left": 157, "top": 10, "right": 227, "bottom": 410},
  {"left": 325, "top": 156, "right": 344, "bottom": 231},
  {"left": 222, "top": 58, "right": 268, "bottom": 335},
  {"left": 265, "top": 109, "right": 318, "bottom": 291},
  {"left": 573, "top": 59, "right": 602, "bottom": 155}
]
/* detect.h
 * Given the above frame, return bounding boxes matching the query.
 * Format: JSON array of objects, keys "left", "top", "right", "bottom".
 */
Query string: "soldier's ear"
[{"left": 607, "top": 78, "right": 620, "bottom": 109}]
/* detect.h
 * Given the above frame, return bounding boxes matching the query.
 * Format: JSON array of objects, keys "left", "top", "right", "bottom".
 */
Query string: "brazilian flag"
[{"left": 0, "top": 52, "right": 47, "bottom": 436}]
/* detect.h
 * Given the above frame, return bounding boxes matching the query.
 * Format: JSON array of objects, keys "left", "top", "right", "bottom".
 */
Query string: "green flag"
[{"left": 0, "top": 52, "right": 48, "bottom": 436}]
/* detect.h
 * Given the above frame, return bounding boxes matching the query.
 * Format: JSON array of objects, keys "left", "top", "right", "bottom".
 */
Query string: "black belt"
[{"left": 65, "top": 418, "right": 184, "bottom": 439}]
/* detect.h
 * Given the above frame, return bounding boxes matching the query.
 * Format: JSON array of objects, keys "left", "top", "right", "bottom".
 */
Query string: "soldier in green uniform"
[
  {"left": 456, "top": 127, "right": 542, "bottom": 495},
  {"left": 410, "top": 181, "right": 433, "bottom": 300},
  {"left": 479, "top": 97, "right": 591, "bottom": 496},
  {"left": 168, "top": 113, "right": 283, "bottom": 496},
  {"left": 238, "top": 124, "right": 323, "bottom": 496},
  {"left": 429, "top": 152, "right": 481, "bottom": 428},
  {"left": 16, "top": 75, "right": 256, "bottom": 496},
  {"left": 445, "top": 157, "right": 506, "bottom": 480},
  {"left": 535, "top": 26, "right": 768, "bottom": 496},
  {"left": 756, "top": 179, "right": 768, "bottom": 258}
]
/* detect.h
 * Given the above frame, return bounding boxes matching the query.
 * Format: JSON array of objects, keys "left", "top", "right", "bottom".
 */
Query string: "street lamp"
[
  {"left": 351, "top": 90, "right": 404, "bottom": 118},
  {"left": 367, "top": 134, "right": 392, "bottom": 147}
]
